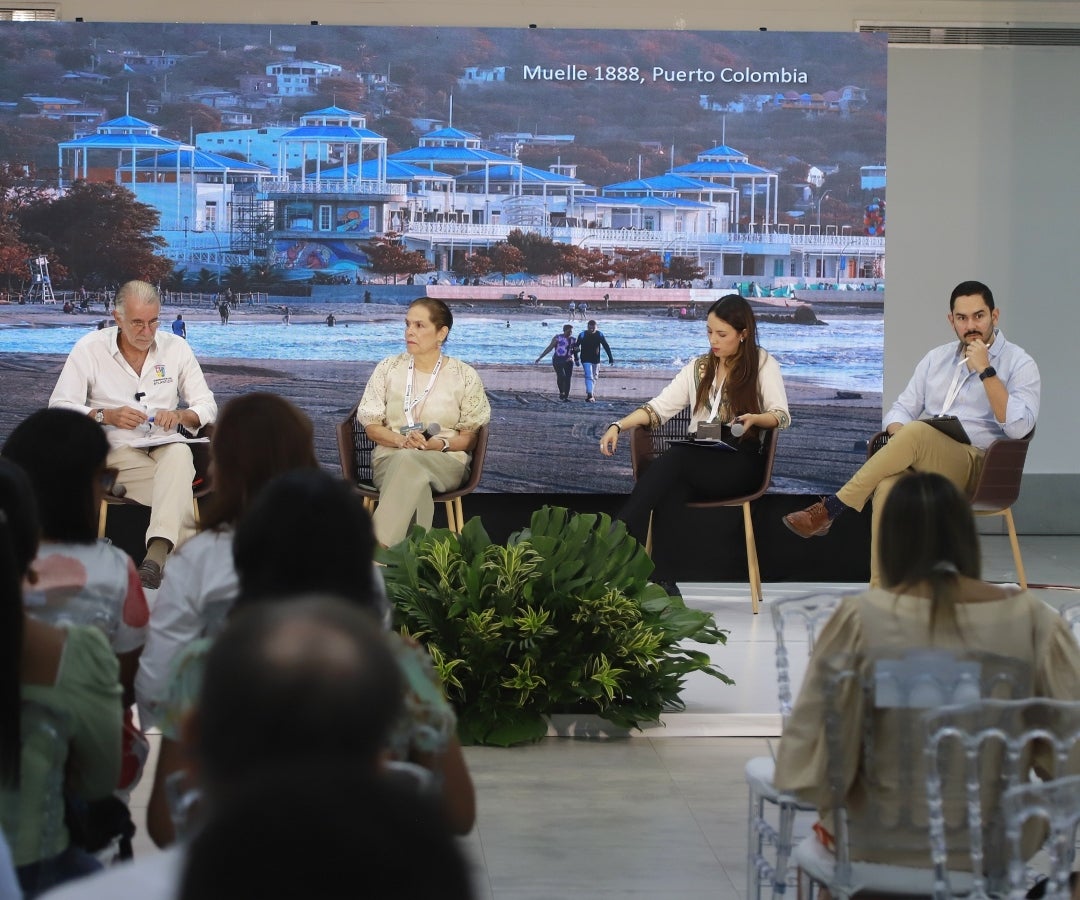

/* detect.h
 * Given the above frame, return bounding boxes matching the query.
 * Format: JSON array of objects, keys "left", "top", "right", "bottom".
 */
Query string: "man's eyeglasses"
[
  {"left": 98, "top": 467, "right": 119, "bottom": 494},
  {"left": 126, "top": 318, "right": 161, "bottom": 332}
]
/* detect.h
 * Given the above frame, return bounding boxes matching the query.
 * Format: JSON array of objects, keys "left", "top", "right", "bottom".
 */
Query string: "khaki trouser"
[
  {"left": 836, "top": 421, "right": 984, "bottom": 586},
  {"left": 107, "top": 442, "right": 197, "bottom": 550},
  {"left": 371, "top": 449, "right": 468, "bottom": 547}
]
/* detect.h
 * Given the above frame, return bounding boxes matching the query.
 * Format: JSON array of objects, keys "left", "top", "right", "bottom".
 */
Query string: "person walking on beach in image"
[
  {"left": 536, "top": 324, "right": 578, "bottom": 402},
  {"left": 568, "top": 300, "right": 576, "bottom": 320},
  {"left": 326, "top": 313, "right": 336, "bottom": 327},
  {"left": 218, "top": 300, "right": 230, "bottom": 325},
  {"left": 171, "top": 314, "right": 187, "bottom": 339},
  {"left": 282, "top": 306, "right": 291, "bottom": 326},
  {"left": 575, "top": 320, "right": 614, "bottom": 402}
]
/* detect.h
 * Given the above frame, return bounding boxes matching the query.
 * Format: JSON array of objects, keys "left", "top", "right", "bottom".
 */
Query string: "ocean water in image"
[{"left": 0, "top": 309, "right": 883, "bottom": 393}]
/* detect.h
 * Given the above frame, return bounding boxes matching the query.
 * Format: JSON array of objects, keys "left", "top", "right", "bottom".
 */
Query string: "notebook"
[{"left": 922, "top": 415, "right": 971, "bottom": 445}]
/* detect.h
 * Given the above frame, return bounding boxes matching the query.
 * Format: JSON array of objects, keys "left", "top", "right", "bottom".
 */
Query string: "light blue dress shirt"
[{"left": 884, "top": 329, "right": 1040, "bottom": 450}]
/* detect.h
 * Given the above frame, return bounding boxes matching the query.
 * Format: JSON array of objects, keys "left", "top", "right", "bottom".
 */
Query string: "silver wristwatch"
[{"left": 94, "top": 409, "right": 105, "bottom": 424}]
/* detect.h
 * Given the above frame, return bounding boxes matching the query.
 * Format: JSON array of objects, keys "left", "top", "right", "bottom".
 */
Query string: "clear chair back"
[
  {"left": 1057, "top": 598, "right": 1080, "bottom": 645},
  {"left": 821, "top": 649, "right": 1032, "bottom": 896},
  {"left": 1003, "top": 772, "right": 1080, "bottom": 900},
  {"left": 770, "top": 592, "right": 844, "bottom": 720},
  {"left": 924, "top": 698, "right": 1080, "bottom": 899}
]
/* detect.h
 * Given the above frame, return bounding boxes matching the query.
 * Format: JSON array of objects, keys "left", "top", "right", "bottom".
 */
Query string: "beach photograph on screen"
[{"left": 0, "top": 24, "right": 887, "bottom": 493}]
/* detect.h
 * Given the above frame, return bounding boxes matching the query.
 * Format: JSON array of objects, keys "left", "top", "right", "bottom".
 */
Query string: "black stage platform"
[{"left": 105, "top": 492, "right": 872, "bottom": 584}]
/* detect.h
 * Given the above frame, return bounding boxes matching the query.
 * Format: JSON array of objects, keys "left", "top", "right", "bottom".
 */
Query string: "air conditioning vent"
[
  {"left": 858, "top": 22, "right": 1080, "bottom": 48},
  {"left": 0, "top": 7, "right": 57, "bottom": 19}
]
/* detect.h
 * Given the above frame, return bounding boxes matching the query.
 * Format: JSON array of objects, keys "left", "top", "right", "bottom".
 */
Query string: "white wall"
[
  {"left": 49, "top": 0, "right": 1080, "bottom": 527},
  {"left": 886, "top": 46, "right": 1080, "bottom": 478}
]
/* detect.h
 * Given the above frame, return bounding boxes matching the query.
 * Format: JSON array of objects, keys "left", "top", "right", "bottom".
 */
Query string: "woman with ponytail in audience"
[{"left": 775, "top": 471, "right": 1080, "bottom": 882}]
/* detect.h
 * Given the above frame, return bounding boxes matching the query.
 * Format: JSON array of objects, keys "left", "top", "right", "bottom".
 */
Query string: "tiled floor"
[{"left": 122, "top": 535, "right": 1078, "bottom": 900}]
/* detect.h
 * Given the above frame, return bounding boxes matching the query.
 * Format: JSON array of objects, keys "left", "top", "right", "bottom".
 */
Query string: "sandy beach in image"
[{"left": 0, "top": 300, "right": 882, "bottom": 493}]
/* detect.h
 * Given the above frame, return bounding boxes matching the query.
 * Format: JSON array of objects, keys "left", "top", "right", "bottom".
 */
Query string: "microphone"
[
  {"left": 110, "top": 483, "right": 127, "bottom": 499},
  {"left": 422, "top": 422, "right": 442, "bottom": 439},
  {"left": 730, "top": 420, "right": 746, "bottom": 438}
]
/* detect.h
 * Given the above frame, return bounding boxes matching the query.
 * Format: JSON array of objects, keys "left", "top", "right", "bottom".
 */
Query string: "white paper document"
[{"left": 130, "top": 433, "right": 210, "bottom": 449}]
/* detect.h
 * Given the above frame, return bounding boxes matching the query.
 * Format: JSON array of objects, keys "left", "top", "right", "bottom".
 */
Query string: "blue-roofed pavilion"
[
  {"left": 388, "top": 125, "right": 524, "bottom": 196},
  {"left": 669, "top": 144, "right": 778, "bottom": 226},
  {"left": 275, "top": 105, "right": 388, "bottom": 183},
  {"left": 57, "top": 114, "right": 194, "bottom": 189}
]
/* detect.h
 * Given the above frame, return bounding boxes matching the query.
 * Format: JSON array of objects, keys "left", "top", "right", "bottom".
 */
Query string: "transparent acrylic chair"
[
  {"left": 745, "top": 591, "right": 843, "bottom": 900},
  {"left": 924, "top": 698, "right": 1080, "bottom": 900},
  {"left": 1003, "top": 773, "right": 1080, "bottom": 900},
  {"left": 1057, "top": 598, "right": 1080, "bottom": 644},
  {"left": 794, "top": 649, "right": 1032, "bottom": 900}
]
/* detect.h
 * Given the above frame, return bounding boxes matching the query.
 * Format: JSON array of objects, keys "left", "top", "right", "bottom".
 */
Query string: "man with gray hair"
[{"left": 50, "top": 279, "right": 217, "bottom": 588}]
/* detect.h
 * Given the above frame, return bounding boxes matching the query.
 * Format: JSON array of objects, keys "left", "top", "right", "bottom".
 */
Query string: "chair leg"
[
  {"left": 1003, "top": 508, "right": 1027, "bottom": 590},
  {"left": 444, "top": 498, "right": 464, "bottom": 534},
  {"left": 747, "top": 783, "right": 766, "bottom": 900},
  {"left": 98, "top": 499, "right": 109, "bottom": 540},
  {"left": 644, "top": 512, "right": 653, "bottom": 556},
  {"left": 743, "top": 501, "right": 761, "bottom": 615},
  {"left": 772, "top": 798, "right": 798, "bottom": 900}
]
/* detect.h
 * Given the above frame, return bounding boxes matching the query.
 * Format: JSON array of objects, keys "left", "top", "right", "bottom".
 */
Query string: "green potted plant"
[{"left": 379, "top": 506, "right": 733, "bottom": 746}]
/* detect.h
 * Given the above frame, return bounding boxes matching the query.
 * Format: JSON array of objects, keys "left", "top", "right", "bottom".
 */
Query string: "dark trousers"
[
  {"left": 552, "top": 358, "right": 574, "bottom": 398},
  {"left": 618, "top": 442, "right": 766, "bottom": 582}
]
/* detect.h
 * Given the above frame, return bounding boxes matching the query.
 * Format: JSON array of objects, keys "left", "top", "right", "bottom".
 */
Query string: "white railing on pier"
[
  {"left": 402, "top": 222, "right": 884, "bottom": 253},
  {"left": 157, "top": 291, "right": 268, "bottom": 306},
  {"left": 162, "top": 248, "right": 252, "bottom": 269},
  {"left": 258, "top": 177, "right": 407, "bottom": 196}
]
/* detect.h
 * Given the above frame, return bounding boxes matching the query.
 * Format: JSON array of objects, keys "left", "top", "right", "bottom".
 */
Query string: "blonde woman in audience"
[
  {"left": 775, "top": 471, "right": 1080, "bottom": 884},
  {"left": 0, "top": 460, "right": 121, "bottom": 898}
]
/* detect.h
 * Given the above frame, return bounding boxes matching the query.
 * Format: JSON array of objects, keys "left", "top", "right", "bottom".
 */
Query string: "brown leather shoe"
[{"left": 783, "top": 500, "right": 833, "bottom": 538}]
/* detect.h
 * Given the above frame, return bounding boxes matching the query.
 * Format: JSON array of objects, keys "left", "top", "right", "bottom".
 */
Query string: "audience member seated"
[
  {"left": 134, "top": 392, "right": 319, "bottom": 729},
  {"left": 41, "top": 596, "right": 411, "bottom": 900},
  {"left": 0, "top": 460, "right": 121, "bottom": 898},
  {"left": 178, "top": 762, "right": 473, "bottom": 900},
  {"left": 774, "top": 471, "right": 1080, "bottom": 875},
  {"left": 145, "top": 470, "right": 476, "bottom": 847},
  {"left": 3, "top": 408, "right": 149, "bottom": 797}
]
